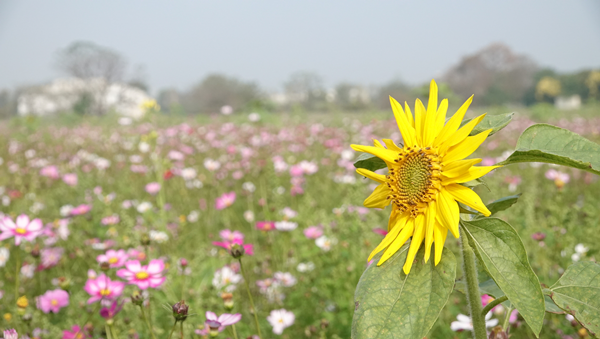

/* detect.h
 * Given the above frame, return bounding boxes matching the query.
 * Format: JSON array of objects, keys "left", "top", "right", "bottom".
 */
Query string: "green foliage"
[
  {"left": 461, "top": 218, "right": 545, "bottom": 336},
  {"left": 352, "top": 245, "right": 456, "bottom": 339},
  {"left": 549, "top": 261, "right": 600, "bottom": 335},
  {"left": 353, "top": 153, "right": 387, "bottom": 173},
  {"left": 499, "top": 124, "right": 600, "bottom": 175},
  {"left": 461, "top": 112, "right": 514, "bottom": 137},
  {"left": 479, "top": 194, "right": 521, "bottom": 217}
]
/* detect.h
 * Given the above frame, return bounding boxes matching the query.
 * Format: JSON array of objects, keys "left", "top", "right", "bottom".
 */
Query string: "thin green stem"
[
  {"left": 75, "top": 303, "right": 101, "bottom": 338},
  {"left": 110, "top": 324, "right": 119, "bottom": 339},
  {"left": 168, "top": 320, "right": 177, "bottom": 339},
  {"left": 180, "top": 320, "right": 184, "bottom": 339},
  {"left": 238, "top": 258, "right": 262, "bottom": 339},
  {"left": 459, "top": 227, "right": 487, "bottom": 339},
  {"left": 105, "top": 325, "right": 114, "bottom": 339},
  {"left": 14, "top": 247, "right": 20, "bottom": 302},
  {"left": 481, "top": 296, "right": 508, "bottom": 316},
  {"left": 232, "top": 324, "right": 239, "bottom": 339},
  {"left": 139, "top": 305, "right": 158, "bottom": 339},
  {"left": 503, "top": 306, "right": 513, "bottom": 331}
]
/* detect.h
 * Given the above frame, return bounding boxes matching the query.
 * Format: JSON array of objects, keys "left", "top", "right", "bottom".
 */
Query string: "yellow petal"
[
  {"left": 442, "top": 166, "right": 501, "bottom": 185},
  {"left": 443, "top": 129, "right": 492, "bottom": 164},
  {"left": 356, "top": 168, "right": 386, "bottom": 184},
  {"left": 435, "top": 99, "right": 448, "bottom": 137},
  {"left": 351, "top": 144, "right": 398, "bottom": 163},
  {"left": 388, "top": 207, "right": 402, "bottom": 231},
  {"left": 377, "top": 217, "right": 415, "bottom": 265},
  {"left": 390, "top": 97, "right": 417, "bottom": 147},
  {"left": 403, "top": 214, "right": 425, "bottom": 274},
  {"left": 446, "top": 184, "right": 491, "bottom": 216},
  {"left": 427, "top": 80, "right": 438, "bottom": 118},
  {"left": 422, "top": 81, "right": 438, "bottom": 146},
  {"left": 442, "top": 159, "right": 482, "bottom": 178},
  {"left": 437, "top": 189, "right": 460, "bottom": 238},
  {"left": 382, "top": 139, "right": 401, "bottom": 152},
  {"left": 373, "top": 139, "right": 384, "bottom": 148},
  {"left": 363, "top": 183, "right": 391, "bottom": 209},
  {"left": 367, "top": 214, "right": 408, "bottom": 261},
  {"left": 434, "top": 221, "right": 448, "bottom": 265},
  {"left": 414, "top": 98, "right": 427, "bottom": 145},
  {"left": 404, "top": 102, "right": 415, "bottom": 129},
  {"left": 433, "top": 95, "right": 473, "bottom": 147},
  {"left": 443, "top": 113, "right": 487, "bottom": 148},
  {"left": 424, "top": 200, "right": 437, "bottom": 263}
]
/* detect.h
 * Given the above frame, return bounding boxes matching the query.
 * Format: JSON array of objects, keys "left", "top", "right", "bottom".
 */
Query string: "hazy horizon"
[{"left": 1, "top": 0, "right": 599, "bottom": 94}]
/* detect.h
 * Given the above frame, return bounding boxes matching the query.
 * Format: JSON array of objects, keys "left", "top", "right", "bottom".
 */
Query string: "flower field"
[{"left": 1, "top": 104, "right": 600, "bottom": 339}]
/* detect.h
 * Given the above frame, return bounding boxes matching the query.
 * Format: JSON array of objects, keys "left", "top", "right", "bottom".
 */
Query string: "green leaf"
[
  {"left": 461, "top": 218, "right": 545, "bottom": 336},
  {"left": 352, "top": 244, "right": 456, "bottom": 339},
  {"left": 461, "top": 112, "right": 514, "bottom": 137},
  {"left": 498, "top": 124, "right": 600, "bottom": 175},
  {"left": 354, "top": 153, "right": 387, "bottom": 172},
  {"left": 549, "top": 261, "right": 600, "bottom": 335},
  {"left": 477, "top": 194, "right": 521, "bottom": 217}
]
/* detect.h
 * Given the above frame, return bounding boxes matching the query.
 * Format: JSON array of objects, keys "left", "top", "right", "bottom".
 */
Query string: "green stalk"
[
  {"left": 459, "top": 230, "right": 488, "bottom": 339},
  {"left": 139, "top": 304, "right": 158, "bottom": 339},
  {"left": 232, "top": 324, "right": 239, "bottom": 339},
  {"left": 481, "top": 296, "right": 508, "bottom": 316},
  {"left": 503, "top": 306, "right": 513, "bottom": 332},
  {"left": 168, "top": 320, "right": 177, "bottom": 339},
  {"left": 110, "top": 324, "right": 119, "bottom": 339},
  {"left": 14, "top": 247, "right": 20, "bottom": 302},
  {"left": 238, "top": 258, "right": 262, "bottom": 339},
  {"left": 180, "top": 320, "right": 184, "bottom": 339},
  {"left": 105, "top": 325, "right": 114, "bottom": 339}
]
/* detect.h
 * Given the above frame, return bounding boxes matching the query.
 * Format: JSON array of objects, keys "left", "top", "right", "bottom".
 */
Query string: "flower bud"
[
  {"left": 100, "top": 261, "right": 111, "bottom": 271},
  {"left": 31, "top": 244, "right": 40, "bottom": 258},
  {"left": 16, "top": 296, "right": 28, "bottom": 309},
  {"left": 206, "top": 320, "right": 221, "bottom": 337},
  {"left": 578, "top": 328, "right": 589, "bottom": 338},
  {"left": 180, "top": 258, "right": 188, "bottom": 267},
  {"left": 131, "top": 291, "right": 144, "bottom": 306},
  {"left": 221, "top": 293, "right": 234, "bottom": 310},
  {"left": 21, "top": 313, "right": 32, "bottom": 323},
  {"left": 488, "top": 326, "right": 508, "bottom": 339},
  {"left": 230, "top": 243, "right": 245, "bottom": 259},
  {"left": 172, "top": 300, "right": 189, "bottom": 322},
  {"left": 58, "top": 277, "right": 72, "bottom": 290},
  {"left": 141, "top": 234, "right": 151, "bottom": 246}
]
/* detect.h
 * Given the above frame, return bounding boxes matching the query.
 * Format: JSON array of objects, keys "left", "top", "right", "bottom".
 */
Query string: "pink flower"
[
  {"left": 36, "top": 289, "right": 69, "bottom": 313},
  {"left": 62, "top": 173, "right": 78, "bottom": 186},
  {"left": 215, "top": 192, "right": 236, "bottom": 210},
  {"left": 70, "top": 204, "right": 91, "bottom": 216},
  {"left": 40, "top": 247, "right": 64, "bottom": 269},
  {"left": 372, "top": 228, "right": 388, "bottom": 236},
  {"left": 97, "top": 249, "right": 128, "bottom": 268},
  {"left": 40, "top": 165, "right": 60, "bottom": 179},
  {"left": 481, "top": 157, "right": 496, "bottom": 166},
  {"left": 116, "top": 259, "right": 166, "bottom": 290},
  {"left": 213, "top": 238, "right": 254, "bottom": 256},
  {"left": 219, "top": 229, "right": 244, "bottom": 242},
  {"left": 101, "top": 215, "right": 120, "bottom": 226},
  {"left": 289, "top": 165, "right": 304, "bottom": 177},
  {"left": 255, "top": 221, "right": 275, "bottom": 231},
  {"left": 3, "top": 329, "right": 18, "bottom": 339},
  {"left": 62, "top": 325, "right": 89, "bottom": 339},
  {"left": 100, "top": 300, "right": 123, "bottom": 320},
  {"left": 84, "top": 273, "right": 125, "bottom": 304},
  {"left": 204, "top": 311, "right": 242, "bottom": 332},
  {"left": 303, "top": 226, "right": 323, "bottom": 239},
  {"left": 0, "top": 214, "right": 43, "bottom": 245},
  {"left": 145, "top": 182, "right": 161, "bottom": 195},
  {"left": 545, "top": 169, "right": 570, "bottom": 189}
]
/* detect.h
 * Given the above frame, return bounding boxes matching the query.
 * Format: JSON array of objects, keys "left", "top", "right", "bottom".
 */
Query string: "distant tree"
[
  {"left": 334, "top": 82, "right": 371, "bottom": 110},
  {"left": 376, "top": 79, "right": 412, "bottom": 110},
  {"left": 443, "top": 43, "right": 538, "bottom": 105},
  {"left": 182, "top": 74, "right": 262, "bottom": 114},
  {"left": 586, "top": 70, "right": 600, "bottom": 100},
  {"left": 0, "top": 90, "right": 14, "bottom": 119},
  {"left": 283, "top": 71, "right": 327, "bottom": 111}
]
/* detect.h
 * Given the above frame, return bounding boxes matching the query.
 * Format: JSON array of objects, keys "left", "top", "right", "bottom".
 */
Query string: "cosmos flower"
[
  {"left": 116, "top": 259, "right": 166, "bottom": 290},
  {"left": 62, "top": 325, "right": 89, "bottom": 339},
  {"left": 84, "top": 274, "right": 125, "bottom": 304},
  {"left": 0, "top": 214, "right": 43, "bottom": 246},
  {"left": 353, "top": 80, "right": 498, "bottom": 274},
  {"left": 215, "top": 192, "right": 236, "bottom": 210},
  {"left": 145, "top": 182, "right": 161, "bottom": 195},
  {"left": 275, "top": 221, "right": 298, "bottom": 231},
  {"left": 96, "top": 249, "right": 128, "bottom": 268},
  {"left": 100, "top": 300, "right": 123, "bottom": 320},
  {"left": 267, "top": 309, "right": 295, "bottom": 335},
  {"left": 303, "top": 226, "right": 323, "bottom": 239},
  {"left": 450, "top": 312, "right": 498, "bottom": 332},
  {"left": 212, "top": 266, "right": 242, "bottom": 292},
  {"left": 62, "top": 173, "right": 78, "bottom": 186},
  {"left": 3, "top": 329, "right": 18, "bottom": 339},
  {"left": 256, "top": 221, "right": 276, "bottom": 231},
  {"left": 36, "top": 289, "right": 69, "bottom": 313},
  {"left": 274, "top": 272, "right": 297, "bottom": 287},
  {"left": 70, "top": 204, "right": 91, "bottom": 216}
]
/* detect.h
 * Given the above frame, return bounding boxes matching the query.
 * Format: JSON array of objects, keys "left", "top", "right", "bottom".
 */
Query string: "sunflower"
[{"left": 352, "top": 80, "right": 499, "bottom": 274}]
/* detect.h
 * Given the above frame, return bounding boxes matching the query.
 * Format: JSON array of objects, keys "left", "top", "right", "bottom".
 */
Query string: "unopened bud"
[
  {"left": 320, "top": 319, "right": 329, "bottom": 330},
  {"left": 180, "top": 258, "right": 188, "bottom": 267},
  {"left": 172, "top": 300, "right": 189, "bottom": 322},
  {"left": 230, "top": 244, "right": 245, "bottom": 259},
  {"left": 58, "top": 277, "right": 72, "bottom": 290},
  {"left": 100, "top": 261, "right": 111, "bottom": 271},
  {"left": 21, "top": 313, "right": 32, "bottom": 323},
  {"left": 206, "top": 320, "right": 221, "bottom": 337},
  {"left": 131, "top": 291, "right": 143, "bottom": 306},
  {"left": 31, "top": 245, "right": 40, "bottom": 258},
  {"left": 221, "top": 293, "right": 234, "bottom": 310},
  {"left": 16, "top": 296, "right": 28, "bottom": 309},
  {"left": 578, "top": 328, "right": 589, "bottom": 338},
  {"left": 141, "top": 234, "right": 151, "bottom": 246},
  {"left": 488, "top": 326, "right": 508, "bottom": 339}
]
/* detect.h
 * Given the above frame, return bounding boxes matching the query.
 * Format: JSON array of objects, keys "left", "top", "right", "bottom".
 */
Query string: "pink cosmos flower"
[
  {"left": 219, "top": 229, "right": 244, "bottom": 242},
  {"left": 101, "top": 215, "right": 120, "bottom": 226},
  {"left": 116, "top": 259, "right": 166, "bottom": 290},
  {"left": 84, "top": 273, "right": 125, "bottom": 304},
  {"left": 303, "top": 226, "right": 323, "bottom": 239},
  {"left": 70, "top": 204, "right": 91, "bottom": 216},
  {"left": 128, "top": 248, "right": 147, "bottom": 261},
  {"left": 545, "top": 169, "right": 570, "bottom": 189},
  {"left": 145, "top": 182, "right": 161, "bottom": 195},
  {"left": 40, "top": 165, "right": 60, "bottom": 179},
  {"left": 40, "top": 247, "right": 64, "bottom": 269},
  {"left": 256, "top": 221, "right": 275, "bottom": 231},
  {"left": 3, "top": 329, "right": 18, "bottom": 339},
  {"left": 97, "top": 249, "right": 128, "bottom": 268},
  {"left": 100, "top": 300, "right": 123, "bottom": 320},
  {"left": 62, "top": 173, "right": 78, "bottom": 186},
  {"left": 213, "top": 238, "right": 254, "bottom": 256},
  {"left": 62, "top": 325, "right": 89, "bottom": 339},
  {"left": 481, "top": 294, "right": 499, "bottom": 312},
  {"left": 0, "top": 214, "right": 43, "bottom": 245},
  {"left": 373, "top": 228, "right": 388, "bottom": 236},
  {"left": 199, "top": 311, "right": 241, "bottom": 334},
  {"left": 36, "top": 289, "right": 69, "bottom": 313},
  {"left": 215, "top": 192, "right": 236, "bottom": 210}
]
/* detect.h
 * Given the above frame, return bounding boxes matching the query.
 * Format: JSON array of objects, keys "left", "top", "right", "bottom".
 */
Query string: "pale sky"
[{"left": 0, "top": 0, "right": 599, "bottom": 94}]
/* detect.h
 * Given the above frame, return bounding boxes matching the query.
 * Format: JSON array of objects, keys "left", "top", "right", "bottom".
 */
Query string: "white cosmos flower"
[
  {"left": 0, "top": 248, "right": 10, "bottom": 267},
  {"left": 244, "top": 210, "right": 255, "bottom": 223},
  {"left": 450, "top": 312, "right": 498, "bottom": 332},
  {"left": 274, "top": 272, "right": 297, "bottom": 287},
  {"left": 137, "top": 201, "right": 153, "bottom": 213},
  {"left": 181, "top": 168, "right": 197, "bottom": 180},
  {"left": 275, "top": 221, "right": 297, "bottom": 231},
  {"left": 315, "top": 236, "right": 336, "bottom": 252},
  {"left": 267, "top": 309, "right": 295, "bottom": 335},
  {"left": 242, "top": 182, "right": 256, "bottom": 193},
  {"left": 203, "top": 159, "right": 221, "bottom": 172},
  {"left": 296, "top": 262, "right": 315, "bottom": 272},
  {"left": 149, "top": 230, "right": 169, "bottom": 243},
  {"left": 575, "top": 243, "right": 588, "bottom": 254},
  {"left": 212, "top": 266, "right": 242, "bottom": 293}
]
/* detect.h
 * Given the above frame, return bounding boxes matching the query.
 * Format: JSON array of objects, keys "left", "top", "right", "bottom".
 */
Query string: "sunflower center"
[{"left": 387, "top": 147, "right": 441, "bottom": 217}]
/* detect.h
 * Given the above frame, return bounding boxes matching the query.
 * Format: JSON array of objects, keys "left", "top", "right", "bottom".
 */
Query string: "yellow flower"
[
  {"left": 141, "top": 99, "right": 160, "bottom": 111},
  {"left": 16, "top": 295, "right": 28, "bottom": 308},
  {"left": 352, "top": 80, "right": 499, "bottom": 274},
  {"left": 3, "top": 313, "right": 11, "bottom": 322}
]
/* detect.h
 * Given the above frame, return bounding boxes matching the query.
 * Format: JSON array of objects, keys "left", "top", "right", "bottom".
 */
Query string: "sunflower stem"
[
  {"left": 460, "top": 228, "right": 488, "bottom": 339},
  {"left": 238, "top": 257, "right": 262, "bottom": 339},
  {"left": 481, "top": 296, "right": 507, "bottom": 317}
]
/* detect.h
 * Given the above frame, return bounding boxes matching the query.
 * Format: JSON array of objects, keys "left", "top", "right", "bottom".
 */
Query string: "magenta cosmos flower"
[
  {"left": 256, "top": 221, "right": 276, "bottom": 231},
  {"left": 84, "top": 273, "right": 125, "bottom": 304},
  {"left": 0, "top": 214, "right": 43, "bottom": 245},
  {"left": 219, "top": 229, "right": 244, "bottom": 242},
  {"left": 37, "top": 289, "right": 69, "bottom": 313},
  {"left": 215, "top": 192, "right": 236, "bottom": 210},
  {"left": 196, "top": 311, "right": 242, "bottom": 335},
  {"left": 70, "top": 204, "right": 91, "bottom": 216},
  {"left": 62, "top": 325, "right": 89, "bottom": 339},
  {"left": 97, "top": 249, "right": 128, "bottom": 268},
  {"left": 213, "top": 230, "right": 253, "bottom": 256},
  {"left": 116, "top": 259, "right": 166, "bottom": 290},
  {"left": 303, "top": 226, "right": 323, "bottom": 239}
]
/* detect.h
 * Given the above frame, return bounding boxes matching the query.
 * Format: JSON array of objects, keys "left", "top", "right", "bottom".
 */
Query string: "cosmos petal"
[
  {"left": 403, "top": 214, "right": 425, "bottom": 275},
  {"left": 377, "top": 217, "right": 415, "bottom": 266},
  {"left": 356, "top": 168, "right": 386, "bottom": 184},
  {"left": 446, "top": 184, "right": 491, "bottom": 216},
  {"left": 363, "top": 183, "right": 391, "bottom": 209}
]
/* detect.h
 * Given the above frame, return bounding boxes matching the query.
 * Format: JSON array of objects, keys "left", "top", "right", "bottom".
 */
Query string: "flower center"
[
  {"left": 15, "top": 228, "right": 27, "bottom": 235},
  {"left": 387, "top": 147, "right": 441, "bottom": 217},
  {"left": 51, "top": 299, "right": 58, "bottom": 306},
  {"left": 108, "top": 257, "right": 118, "bottom": 264},
  {"left": 100, "top": 289, "right": 111, "bottom": 296},
  {"left": 136, "top": 271, "right": 149, "bottom": 280}
]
